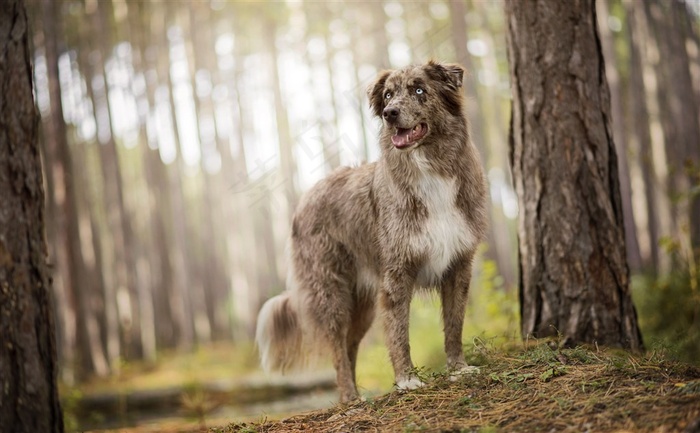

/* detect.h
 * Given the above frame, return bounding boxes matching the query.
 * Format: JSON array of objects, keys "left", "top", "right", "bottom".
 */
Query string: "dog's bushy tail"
[{"left": 255, "top": 292, "right": 306, "bottom": 372}]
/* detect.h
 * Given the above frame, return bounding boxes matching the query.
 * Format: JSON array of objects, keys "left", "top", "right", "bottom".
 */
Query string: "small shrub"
[{"left": 632, "top": 257, "right": 700, "bottom": 365}]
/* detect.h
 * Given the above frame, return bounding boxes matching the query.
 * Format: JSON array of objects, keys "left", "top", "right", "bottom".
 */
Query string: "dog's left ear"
[
  {"left": 425, "top": 61, "right": 464, "bottom": 89},
  {"left": 367, "top": 70, "right": 392, "bottom": 117}
]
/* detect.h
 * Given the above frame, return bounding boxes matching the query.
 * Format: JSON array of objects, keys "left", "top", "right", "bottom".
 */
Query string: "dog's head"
[{"left": 368, "top": 60, "right": 465, "bottom": 151}]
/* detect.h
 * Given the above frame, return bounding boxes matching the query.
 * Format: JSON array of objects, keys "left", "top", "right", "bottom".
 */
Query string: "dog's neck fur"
[{"left": 378, "top": 117, "right": 471, "bottom": 191}]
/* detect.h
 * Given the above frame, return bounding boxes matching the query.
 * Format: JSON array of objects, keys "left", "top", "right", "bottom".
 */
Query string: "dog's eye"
[
  {"left": 415, "top": 88, "right": 424, "bottom": 95},
  {"left": 384, "top": 92, "right": 392, "bottom": 99}
]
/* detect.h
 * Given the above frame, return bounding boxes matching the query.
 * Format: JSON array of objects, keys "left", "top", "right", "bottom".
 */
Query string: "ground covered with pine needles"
[{"left": 215, "top": 342, "right": 700, "bottom": 433}]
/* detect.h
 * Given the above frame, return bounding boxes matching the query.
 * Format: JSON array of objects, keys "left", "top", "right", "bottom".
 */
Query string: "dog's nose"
[{"left": 383, "top": 107, "right": 399, "bottom": 123}]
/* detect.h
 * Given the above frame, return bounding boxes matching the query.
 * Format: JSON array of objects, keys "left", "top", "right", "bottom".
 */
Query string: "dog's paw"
[
  {"left": 396, "top": 377, "right": 425, "bottom": 391},
  {"left": 449, "top": 365, "right": 480, "bottom": 382}
]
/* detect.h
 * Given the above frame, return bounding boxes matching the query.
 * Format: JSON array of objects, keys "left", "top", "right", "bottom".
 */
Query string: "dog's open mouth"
[{"left": 391, "top": 123, "right": 428, "bottom": 149}]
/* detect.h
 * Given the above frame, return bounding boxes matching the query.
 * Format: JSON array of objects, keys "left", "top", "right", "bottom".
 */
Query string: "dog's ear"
[
  {"left": 425, "top": 61, "right": 465, "bottom": 90},
  {"left": 367, "top": 70, "right": 392, "bottom": 117}
]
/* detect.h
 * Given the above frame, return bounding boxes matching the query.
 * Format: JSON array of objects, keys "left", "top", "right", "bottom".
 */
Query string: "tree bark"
[
  {"left": 0, "top": 0, "right": 64, "bottom": 430},
  {"left": 505, "top": 0, "right": 643, "bottom": 350}
]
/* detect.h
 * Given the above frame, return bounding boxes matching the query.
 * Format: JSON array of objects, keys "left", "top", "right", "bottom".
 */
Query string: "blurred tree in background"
[{"left": 20, "top": 0, "right": 700, "bottom": 387}]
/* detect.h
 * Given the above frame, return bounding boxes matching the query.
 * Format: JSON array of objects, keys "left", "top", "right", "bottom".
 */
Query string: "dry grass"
[{"left": 214, "top": 341, "right": 700, "bottom": 433}]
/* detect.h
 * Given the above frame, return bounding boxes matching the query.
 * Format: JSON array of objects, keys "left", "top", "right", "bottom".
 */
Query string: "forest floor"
[{"left": 213, "top": 342, "right": 700, "bottom": 433}]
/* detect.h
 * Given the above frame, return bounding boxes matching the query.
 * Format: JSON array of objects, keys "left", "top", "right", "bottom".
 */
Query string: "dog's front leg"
[
  {"left": 380, "top": 271, "right": 424, "bottom": 390},
  {"left": 441, "top": 254, "right": 479, "bottom": 376}
]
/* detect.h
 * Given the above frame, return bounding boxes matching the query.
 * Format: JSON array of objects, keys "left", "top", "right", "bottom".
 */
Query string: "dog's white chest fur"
[{"left": 410, "top": 171, "right": 476, "bottom": 287}]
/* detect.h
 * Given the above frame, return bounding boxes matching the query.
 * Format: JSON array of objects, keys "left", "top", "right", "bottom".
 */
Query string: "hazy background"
[{"left": 26, "top": 0, "right": 700, "bottom": 428}]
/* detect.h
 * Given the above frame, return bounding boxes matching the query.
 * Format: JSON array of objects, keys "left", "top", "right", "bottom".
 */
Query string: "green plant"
[{"left": 632, "top": 256, "right": 700, "bottom": 365}]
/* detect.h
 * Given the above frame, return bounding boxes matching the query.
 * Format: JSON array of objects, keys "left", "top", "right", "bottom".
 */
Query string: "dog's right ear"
[{"left": 367, "top": 70, "right": 392, "bottom": 117}]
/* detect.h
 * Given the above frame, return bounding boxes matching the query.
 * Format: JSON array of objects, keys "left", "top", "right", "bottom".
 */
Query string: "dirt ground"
[{"left": 213, "top": 343, "right": 700, "bottom": 433}]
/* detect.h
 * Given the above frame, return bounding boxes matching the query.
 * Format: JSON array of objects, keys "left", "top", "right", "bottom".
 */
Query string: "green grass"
[{"left": 65, "top": 341, "right": 260, "bottom": 396}]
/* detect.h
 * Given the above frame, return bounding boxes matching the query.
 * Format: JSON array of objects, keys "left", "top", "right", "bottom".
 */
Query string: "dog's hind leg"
[
  {"left": 300, "top": 242, "right": 360, "bottom": 402},
  {"left": 308, "top": 288, "right": 358, "bottom": 402},
  {"left": 346, "top": 289, "right": 376, "bottom": 388},
  {"left": 331, "top": 330, "right": 359, "bottom": 402}
]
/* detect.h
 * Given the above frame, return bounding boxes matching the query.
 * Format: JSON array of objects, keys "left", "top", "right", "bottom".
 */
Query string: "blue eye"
[
  {"left": 385, "top": 92, "right": 392, "bottom": 99},
  {"left": 416, "top": 88, "right": 424, "bottom": 95}
]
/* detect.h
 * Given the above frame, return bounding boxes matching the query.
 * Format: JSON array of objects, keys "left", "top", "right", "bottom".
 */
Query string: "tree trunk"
[
  {"left": 624, "top": 0, "right": 661, "bottom": 273},
  {"left": 645, "top": 1, "right": 700, "bottom": 259},
  {"left": 450, "top": 0, "right": 516, "bottom": 287},
  {"left": 505, "top": 0, "right": 643, "bottom": 350},
  {"left": 187, "top": 1, "right": 229, "bottom": 340},
  {"left": 92, "top": 0, "right": 144, "bottom": 360},
  {"left": 597, "top": 0, "right": 643, "bottom": 272},
  {"left": 264, "top": 16, "right": 298, "bottom": 217},
  {"left": 41, "top": 0, "right": 109, "bottom": 377},
  {"left": 0, "top": 0, "right": 64, "bottom": 430},
  {"left": 161, "top": 3, "right": 200, "bottom": 348},
  {"left": 122, "top": 0, "right": 158, "bottom": 361},
  {"left": 226, "top": 45, "right": 262, "bottom": 340}
]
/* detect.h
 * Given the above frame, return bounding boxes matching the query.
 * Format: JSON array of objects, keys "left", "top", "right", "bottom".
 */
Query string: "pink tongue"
[{"left": 391, "top": 128, "right": 412, "bottom": 148}]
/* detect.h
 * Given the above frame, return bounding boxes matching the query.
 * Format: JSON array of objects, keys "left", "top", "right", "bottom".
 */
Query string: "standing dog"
[{"left": 256, "top": 61, "right": 488, "bottom": 402}]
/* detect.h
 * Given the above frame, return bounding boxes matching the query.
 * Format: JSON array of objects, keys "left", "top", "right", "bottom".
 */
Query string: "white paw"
[
  {"left": 449, "top": 365, "right": 480, "bottom": 382},
  {"left": 396, "top": 377, "right": 425, "bottom": 390}
]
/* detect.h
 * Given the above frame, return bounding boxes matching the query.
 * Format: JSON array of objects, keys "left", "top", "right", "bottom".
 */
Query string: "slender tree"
[
  {"left": 624, "top": 0, "right": 662, "bottom": 273},
  {"left": 645, "top": 1, "right": 700, "bottom": 258},
  {"left": 450, "top": 0, "right": 516, "bottom": 287},
  {"left": 505, "top": 0, "right": 643, "bottom": 349},
  {"left": 41, "top": 0, "right": 109, "bottom": 377},
  {"left": 0, "top": 0, "right": 64, "bottom": 430},
  {"left": 597, "top": 0, "right": 643, "bottom": 272}
]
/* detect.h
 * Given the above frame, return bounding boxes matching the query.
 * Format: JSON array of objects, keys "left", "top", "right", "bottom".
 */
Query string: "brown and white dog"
[{"left": 255, "top": 60, "right": 488, "bottom": 402}]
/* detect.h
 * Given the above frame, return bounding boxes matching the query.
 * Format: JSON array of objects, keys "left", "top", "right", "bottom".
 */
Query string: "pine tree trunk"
[
  {"left": 624, "top": 0, "right": 661, "bottom": 273},
  {"left": 41, "top": 0, "right": 108, "bottom": 377},
  {"left": 597, "top": 0, "right": 643, "bottom": 272},
  {"left": 264, "top": 16, "right": 298, "bottom": 216},
  {"left": 505, "top": 0, "right": 643, "bottom": 350},
  {"left": 451, "top": 0, "right": 516, "bottom": 288},
  {"left": 0, "top": 0, "right": 64, "bottom": 430},
  {"left": 645, "top": 1, "right": 700, "bottom": 258}
]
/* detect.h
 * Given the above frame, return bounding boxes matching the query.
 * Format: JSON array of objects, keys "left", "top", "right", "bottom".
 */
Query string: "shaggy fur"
[{"left": 255, "top": 61, "right": 488, "bottom": 402}]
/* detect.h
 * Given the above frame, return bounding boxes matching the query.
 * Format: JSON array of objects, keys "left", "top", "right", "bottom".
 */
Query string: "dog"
[{"left": 255, "top": 60, "right": 488, "bottom": 402}]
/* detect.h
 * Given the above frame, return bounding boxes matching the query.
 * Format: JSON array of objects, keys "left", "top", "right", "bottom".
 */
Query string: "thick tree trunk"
[
  {"left": 0, "top": 0, "right": 64, "bottom": 430},
  {"left": 505, "top": 0, "right": 643, "bottom": 350}
]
